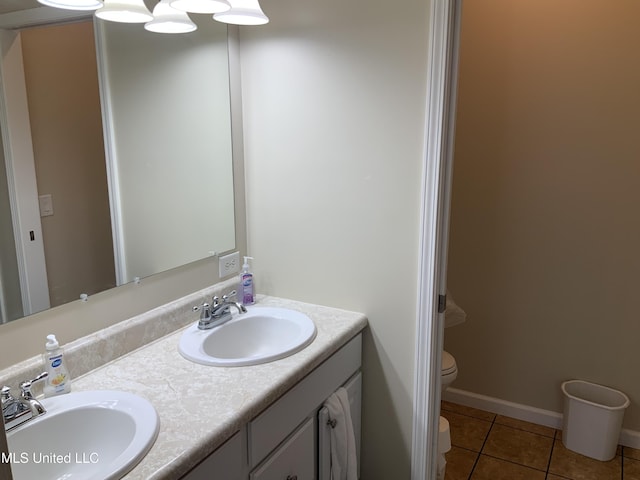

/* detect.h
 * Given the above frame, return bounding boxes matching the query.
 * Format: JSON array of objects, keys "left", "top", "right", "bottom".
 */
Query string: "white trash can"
[{"left": 561, "top": 380, "right": 630, "bottom": 461}]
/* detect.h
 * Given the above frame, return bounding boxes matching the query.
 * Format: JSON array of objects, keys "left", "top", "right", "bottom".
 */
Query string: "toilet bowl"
[
  {"left": 439, "top": 292, "right": 464, "bottom": 480},
  {"left": 441, "top": 350, "right": 457, "bottom": 391},
  {"left": 438, "top": 351, "right": 457, "bottom": 480}
]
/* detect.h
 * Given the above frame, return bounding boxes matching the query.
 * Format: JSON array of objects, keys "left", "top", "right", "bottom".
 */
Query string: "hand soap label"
[
  {"left": 47, "top": 354, "right": 68, "bottom": 393},
  {"left": 239, "top": 256, "right": 255, "bottom": 305},
  {"left": 241, "top": 274, "right": 254, "bottom": 305}
]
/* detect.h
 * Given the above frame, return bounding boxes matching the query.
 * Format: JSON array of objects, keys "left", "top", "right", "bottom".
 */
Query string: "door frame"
[
  {"left": 411, "top": 0, "right": 462, "bottom": 478},
  {"left": 0, "top": 28, "right": 51, "bottom": 317}
]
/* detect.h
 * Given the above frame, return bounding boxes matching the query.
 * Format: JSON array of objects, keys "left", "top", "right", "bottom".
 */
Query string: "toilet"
[
  {"left": 437, "top": 296, "right": 461, "bottom": 480},
  {"left": 437, "top": 351, "right": 458, "bottom": 480},
  {"left": 441, "top": 350, "right": 458, "bottom": 391},
  {"left": 438, "top": 292, "right": 466, "bottom": 480},
  {"left": 441, "top": 290, "right": 463, "bottom": 392}
]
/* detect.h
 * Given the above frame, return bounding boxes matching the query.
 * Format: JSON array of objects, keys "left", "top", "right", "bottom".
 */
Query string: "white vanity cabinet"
[{"left": 181, "top": 333, "right": 362, "bottom": 480}]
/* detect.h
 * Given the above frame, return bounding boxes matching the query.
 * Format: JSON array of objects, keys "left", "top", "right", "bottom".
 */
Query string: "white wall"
[{"left": 239, "top": 0, "right": 431, "bottom": 477}]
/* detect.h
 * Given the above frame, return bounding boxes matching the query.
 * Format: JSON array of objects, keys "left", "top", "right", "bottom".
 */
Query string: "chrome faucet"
[
  {"left": 2, "top": 372, "right": 48, "bottom": 431},
  {"left": 193, "top": 290, "right": 247, "bottom": 330}
]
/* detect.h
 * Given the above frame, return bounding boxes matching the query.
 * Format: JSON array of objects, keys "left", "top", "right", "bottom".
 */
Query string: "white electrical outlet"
[{"left": 219, "top": 251, "right": 240, "bottom": 278}]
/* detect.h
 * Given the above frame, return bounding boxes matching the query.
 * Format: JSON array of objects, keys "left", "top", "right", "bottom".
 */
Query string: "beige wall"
[
  {"left": 446, "top": 0, "right": 640, "bottom": 429},
  {"left": 240, "top": 0, "right": 430, "bottom": 477},
  {"left": 21, "top": 21, "right": 115, "bottom": 307}
]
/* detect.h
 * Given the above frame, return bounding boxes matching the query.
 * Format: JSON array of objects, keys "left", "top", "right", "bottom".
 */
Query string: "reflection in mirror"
[
  {"left": 0, "top": 14, "right": 236, "bottom": 324},
  {"left": 0, "top": 126, "right": 22, "bottom": 322},
  {"left": 20, "top": 21, "right": 115, "bottom": 311},
  {"left": 97, "top": 17, "right": 235, "bottom": 284}
]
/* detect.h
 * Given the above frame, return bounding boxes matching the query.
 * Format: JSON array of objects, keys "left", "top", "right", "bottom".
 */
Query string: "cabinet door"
[
  {"left": 181, "top": 431, "right": 244, "bottom": 480},
  {"left": 318, "top": 372, "right": 362, "bottom": 480},
  {"left": 249, "top": 335, "right": 362, "bottom": 467},
  {"left": 250, "top": 418, "right": 315, "bottom": 480}
]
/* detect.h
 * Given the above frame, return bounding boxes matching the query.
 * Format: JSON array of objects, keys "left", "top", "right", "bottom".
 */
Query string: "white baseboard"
[
  {"left": 442, "top": 387, "right": 640, "bottom": 449},
  {"left": 620, "top": 430, "right": 640, "bottom": 450}
]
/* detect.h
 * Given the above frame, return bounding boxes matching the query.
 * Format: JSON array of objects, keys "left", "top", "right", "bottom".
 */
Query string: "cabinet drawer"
[
  {"left": 249, "top": 334, "right": 362, "bottom": 467},
  {"left": 250, "top": 417, "right": 315, "bottom": 480}
]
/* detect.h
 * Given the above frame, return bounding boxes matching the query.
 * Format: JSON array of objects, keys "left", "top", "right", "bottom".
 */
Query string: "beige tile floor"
[{"left": 442, "top": 401, "right": 640, "bottom": 480}]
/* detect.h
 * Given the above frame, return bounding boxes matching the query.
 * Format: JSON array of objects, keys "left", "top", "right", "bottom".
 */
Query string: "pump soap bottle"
[
  {"left": 43, "top": 334, "right": 71, "bottom": 397},
  {"left": 239, "top": 256, "right": 255, "bottom": 306}
]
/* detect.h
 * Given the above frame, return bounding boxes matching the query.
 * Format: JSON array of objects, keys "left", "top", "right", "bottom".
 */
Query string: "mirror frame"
[{"left": 0, "top": 11, "right": 246, "bottom": 369}]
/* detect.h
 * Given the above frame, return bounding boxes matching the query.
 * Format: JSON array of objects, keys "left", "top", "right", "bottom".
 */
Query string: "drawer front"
[
  {"left": 250, "top": 417, "right": 315, "bottom": 480},
  {"left": 249, "top": 334, "right": 362, "bottom": 467}
]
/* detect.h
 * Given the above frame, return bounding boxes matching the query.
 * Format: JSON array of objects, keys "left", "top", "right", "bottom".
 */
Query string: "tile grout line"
[
  {"left": 480, "top": 452, "right": 550, "bottom": 475},
  {"left": 467, "top": 413, "right": 497, "bottom": 480},
  {"left": 441, "top": 407, "right": 493, "bottom": 423},
  {"left": 493, "top": 420, "right": 556, "bottom": 440},
  {"left": 545, "top": 434, "right": 557, "bottom": 479}
]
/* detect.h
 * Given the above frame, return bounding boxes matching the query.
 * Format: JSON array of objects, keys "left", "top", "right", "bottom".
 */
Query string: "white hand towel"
[{"left": 324, "top": 387, "right": 358, "bottom": 480}]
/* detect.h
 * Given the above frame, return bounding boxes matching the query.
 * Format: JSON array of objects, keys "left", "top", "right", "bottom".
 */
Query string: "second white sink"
[
  {"left": 178, "top": 306, "right": 317, "bottom": 366},
  {"left": 7, "top": 390, "right": 159, "bottom": 480}
]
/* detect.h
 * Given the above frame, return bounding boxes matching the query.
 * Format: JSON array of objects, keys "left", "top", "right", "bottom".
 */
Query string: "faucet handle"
[
  {"left": 19, "top": 372, "right": 48, "bottom": 400},
  {"left": 193, "top": 302, "right": 211, "bottom": 321},
  {"left": 221, "top": 290, "right": 237, "bottom": 303},
  {"left": 1, "top": 386, "right": 14, "bottom": 405}
]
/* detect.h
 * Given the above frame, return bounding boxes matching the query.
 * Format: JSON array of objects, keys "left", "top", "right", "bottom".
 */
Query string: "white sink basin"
[
  {"left": 7, "top": 390, "right": 159, "bottom": 480},
  {"left": 179, "top": 306, "right": 317, "bottom": 366}
]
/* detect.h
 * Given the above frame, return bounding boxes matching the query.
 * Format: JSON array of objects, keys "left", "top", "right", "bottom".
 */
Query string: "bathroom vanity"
[
  {"left": 184, "top": 336, "right": 362, "bottom": 480},
  {"left": 0, "top": 282, "right": 367, "bottom": 480}
]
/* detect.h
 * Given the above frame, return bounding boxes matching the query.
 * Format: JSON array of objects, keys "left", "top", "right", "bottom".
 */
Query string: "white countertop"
[{"left": 69, "top": 296, "right": 367, "bottom": 479}]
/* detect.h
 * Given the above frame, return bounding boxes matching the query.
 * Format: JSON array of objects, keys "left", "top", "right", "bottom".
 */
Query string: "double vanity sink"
[{"left": 2, "top": 291, "right": 366, "bottom": 479}]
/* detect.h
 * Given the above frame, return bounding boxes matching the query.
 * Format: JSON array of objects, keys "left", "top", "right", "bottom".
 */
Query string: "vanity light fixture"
[
  {"left": 39, "top": 0, "right": 269, "bottom": 28},
  {"left": 213, "top": 0, "right": 268, "bottom": 25},
  {"left": 37, "top": 0, "right": 102, "bottom": 10},
  {"left": 145, "top": 0, "right": 197, "bottom": 33},
  {"left": 95, "top": 0, "right": 153, "bottom": 23},
  {"left": 169, "top": 0, "right": 230, "bottom": 14}
]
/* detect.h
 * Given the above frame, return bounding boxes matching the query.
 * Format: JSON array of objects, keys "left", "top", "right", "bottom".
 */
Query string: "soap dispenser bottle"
[
  {"left": 238, "top": 256, "right": 255, "bottom": 306},
  {"left": 43, "top": 334, "right": 71, "bottom": 397}
]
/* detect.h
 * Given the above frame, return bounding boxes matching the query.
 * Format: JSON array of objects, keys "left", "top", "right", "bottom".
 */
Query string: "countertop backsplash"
[{"left": 0, "top": 277, "right": 238, "bottom": 394}]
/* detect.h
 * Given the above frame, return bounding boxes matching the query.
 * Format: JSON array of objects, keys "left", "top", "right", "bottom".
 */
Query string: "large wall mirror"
[{"left": 0, "top": 4, "right": 238, "bottom": 326}]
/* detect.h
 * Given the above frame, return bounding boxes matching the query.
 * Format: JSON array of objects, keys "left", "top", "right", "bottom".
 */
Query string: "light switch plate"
[
  {"left": 38, "top": 194, "right": 54, "bottom": 217},
  {"left": 219, "top": 251, "right": 240, "bottom": 278}
]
